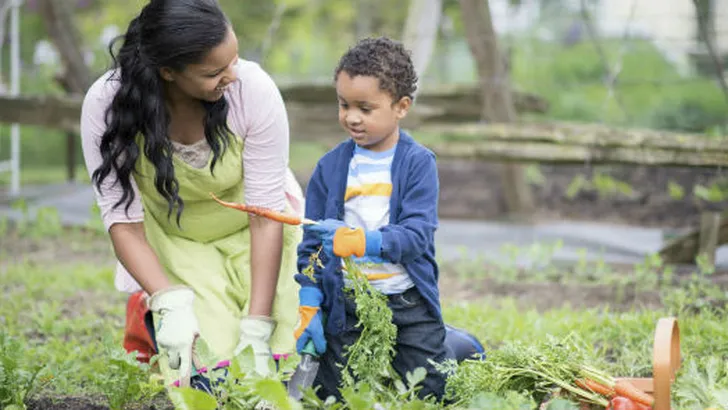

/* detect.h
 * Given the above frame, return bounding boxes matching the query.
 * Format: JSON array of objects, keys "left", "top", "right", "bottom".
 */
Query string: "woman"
[{"left": 80, "top": 0, "right": 303, "bottom": 386}]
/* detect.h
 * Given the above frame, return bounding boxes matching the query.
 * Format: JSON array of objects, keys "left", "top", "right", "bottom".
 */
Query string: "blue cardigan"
[{"left": 295, "top": 130, "right": 442, "bottom": 335}]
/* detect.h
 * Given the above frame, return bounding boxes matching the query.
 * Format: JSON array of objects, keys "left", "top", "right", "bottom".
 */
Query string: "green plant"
[
  {"left": 94, "top": 349, "right": 163, "bottom": 410},
  {"left": 340, "top": 257, "right": 399, "bottom": 391},
  {"left": 0, "top": 332, "right": 52, "bottom": 410},
  {"left": 672, "top": 356, "right": 728, "bottom": 409},
  {"left": 168, "top": 347, "right": 301, "bottom": 410}
]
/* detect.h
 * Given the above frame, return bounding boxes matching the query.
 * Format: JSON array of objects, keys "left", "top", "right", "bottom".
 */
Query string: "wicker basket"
[{"left": 613, "top": 317, "right": 681, "bottom": 410}]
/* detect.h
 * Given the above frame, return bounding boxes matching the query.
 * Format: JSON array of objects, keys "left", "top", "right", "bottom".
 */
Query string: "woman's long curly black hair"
[{"left": 93, "top": 0, "right": 233, "bottom": 226}]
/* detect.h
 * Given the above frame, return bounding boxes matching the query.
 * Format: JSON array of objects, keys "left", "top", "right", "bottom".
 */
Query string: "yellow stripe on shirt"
[
  {"left": 340, "top": 268, "right": 399, "bottom": 282},
  {"left": 344, "top": 183, "right": 392, "bottom": 201}
]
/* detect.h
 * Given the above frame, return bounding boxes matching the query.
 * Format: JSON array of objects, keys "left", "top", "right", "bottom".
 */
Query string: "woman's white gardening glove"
[
  {"left": 147, "top": 285, "right": 200, "bottom": 382},
  {"left": 233, "top": 315, "right": 276, "bottom": 376}
]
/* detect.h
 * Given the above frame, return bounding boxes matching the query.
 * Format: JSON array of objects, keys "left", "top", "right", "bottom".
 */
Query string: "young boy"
[{"left": 293, "top": 36, "right": 450, "bottom": 402}]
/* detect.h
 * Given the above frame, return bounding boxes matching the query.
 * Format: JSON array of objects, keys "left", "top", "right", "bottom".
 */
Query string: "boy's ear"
[
  {"left": 394, "top": 96, "right": 412, "bottom": 119},
  {"left": 159, "top": 67, "right": 175, "bottom": 82}
]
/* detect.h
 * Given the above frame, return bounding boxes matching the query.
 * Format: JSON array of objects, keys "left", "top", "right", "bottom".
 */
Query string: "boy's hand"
[
  {"left": 305, "top": 219, "right": 382, "bottom": 258},
  {"left": 294, "top": 287, "right": 327, "bottom": 355}
]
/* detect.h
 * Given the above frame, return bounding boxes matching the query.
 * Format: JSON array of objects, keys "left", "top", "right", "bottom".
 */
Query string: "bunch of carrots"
[{"left": 574, "top": 373, "right": 654, "bottom": 409}]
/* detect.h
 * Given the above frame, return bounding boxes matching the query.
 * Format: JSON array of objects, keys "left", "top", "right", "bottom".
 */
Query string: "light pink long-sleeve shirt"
[{"left": 80, "top": 58, "right": 303, "bottom": 292}]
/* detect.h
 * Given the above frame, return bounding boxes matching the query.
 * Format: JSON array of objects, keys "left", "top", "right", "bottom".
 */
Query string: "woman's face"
[{"left": 160, "top": 26, "right": 240, "bottom": 103}]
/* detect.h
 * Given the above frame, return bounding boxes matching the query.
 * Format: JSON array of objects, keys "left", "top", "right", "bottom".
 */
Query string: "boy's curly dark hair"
[{"left": 334, "top": 36, "right": 418, "bottom": 102}]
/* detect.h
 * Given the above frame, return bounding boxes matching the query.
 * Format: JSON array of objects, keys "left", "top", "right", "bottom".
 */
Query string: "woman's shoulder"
[
  {"left": 229, "top": 58, "right": 280, "bottom": 102},
  {"left": 83, "top": 68, "right": 121, "bottom": 107}
]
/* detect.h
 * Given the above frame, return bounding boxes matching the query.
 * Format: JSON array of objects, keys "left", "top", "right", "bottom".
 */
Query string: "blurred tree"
[
  {"left": 402, "top": 0, "right": 442, "bottom": 81},
  {"left": 458, "top": 0, "right": 535, "bottom": 217}
]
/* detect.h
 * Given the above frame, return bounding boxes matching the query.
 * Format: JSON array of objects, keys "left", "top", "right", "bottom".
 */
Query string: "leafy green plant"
[
  {"left": 93, "top": 349, "right": 164, "bottom": 410},
  {"left": 340, "top": 257, "right": 398, "bottom": 391},
  {"left": 168, "top": 346, "right": 302, "bottom": 410},
  {"left": 0, "top": 332, "right": 52, "bottom": 410},
  {"left": 667, "top": 181, "right": 686, "bottom": 200},
  {"left": 672, "top": 356, "right": 728, "bottom": 409},
  {"left": 441, "top": 334, "right": 613, "bottom": 407}
]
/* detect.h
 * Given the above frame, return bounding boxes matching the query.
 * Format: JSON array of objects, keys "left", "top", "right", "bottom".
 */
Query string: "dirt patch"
[
  {"left": 0, "top": 228, "right": 115, "bottom": 269},
  {"left": 26, "top": 395, "right": 109, "bottom": 410},
  {"left": 26, "top": 394, "right": 173, "bottom": 410},
  {"left": 435, "top": 161, "right": 728, "bottom": 230},
  {"left": 438, "top": 274, "right": 664, "bottom": 311}
]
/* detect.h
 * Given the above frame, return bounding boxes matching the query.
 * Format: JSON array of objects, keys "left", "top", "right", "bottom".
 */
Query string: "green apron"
[{"left": 133, "top": 134, "right": 301, "bottom": 379}]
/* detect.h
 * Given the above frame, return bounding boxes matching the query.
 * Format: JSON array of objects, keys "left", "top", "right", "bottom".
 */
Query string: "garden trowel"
[{"left": 287, "top": 340, "right": 320, "bottom": 400}]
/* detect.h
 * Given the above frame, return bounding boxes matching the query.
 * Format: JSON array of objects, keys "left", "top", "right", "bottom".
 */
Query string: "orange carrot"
[
  {"left": 613, "top": 380, "right": 654, "bottom": 407},
  {"left": 209, "top": 192, "right": 314, "bottom": 226},
  {"left": 575, "top": 378, "right": 615, "bottom": 398}
]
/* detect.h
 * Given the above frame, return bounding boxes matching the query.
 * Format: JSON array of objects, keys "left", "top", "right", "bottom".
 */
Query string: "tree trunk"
[
  {"left": 402, "top": 0, "right": 442, "bottom": 81},
  {"left": 37, "top": 0, "right": 94, "bottom": 182},
  {"left": 458, "top": 0, "right": 535, "bottom": 218},
  {"left": 37, "top": 0, "right": 93, "bottom": 94}
]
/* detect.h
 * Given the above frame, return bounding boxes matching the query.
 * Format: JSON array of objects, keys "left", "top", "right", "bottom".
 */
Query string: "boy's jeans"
[{"left": 313, "top": 286, "right": 451, "bottom": 402}]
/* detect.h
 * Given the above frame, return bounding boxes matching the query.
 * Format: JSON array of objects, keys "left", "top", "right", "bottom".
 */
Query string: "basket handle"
[{"left": 652, "top": 317, "right": 681, "bottom": 410}]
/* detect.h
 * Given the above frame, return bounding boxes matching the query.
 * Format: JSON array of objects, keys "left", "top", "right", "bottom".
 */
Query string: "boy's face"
[{"left": 335, "top": 71, "right": 411, "bottom": 152}]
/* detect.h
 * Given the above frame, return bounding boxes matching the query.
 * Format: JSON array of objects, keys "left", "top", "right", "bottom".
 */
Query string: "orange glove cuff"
[
  {"left": 294, "top": 306, "right": 319, "bottom": 340},
  {"left": 333, "top": 227, "right": 366, "bottom": 257}
]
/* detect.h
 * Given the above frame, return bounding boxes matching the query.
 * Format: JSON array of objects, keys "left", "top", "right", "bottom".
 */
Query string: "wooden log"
[
  {"left": 421, "top": 122, "right": 728, "bottom": 152},
  {"left": 0, "top": 94, "right": 81, "bottom": 133},
  {"left": 427, "top": 140, "right": 728, "bottom": 167},
  {"left": 659, "top": 212, "right": 728, "bottom": 264}
]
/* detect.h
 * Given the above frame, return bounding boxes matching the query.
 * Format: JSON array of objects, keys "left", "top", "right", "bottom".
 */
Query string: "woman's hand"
[
  {"left": 234, "top": 315, "right": 276, "bottom": 376},
  {"left": 147, "top": 285, "right": 200, "bottom": 380}
]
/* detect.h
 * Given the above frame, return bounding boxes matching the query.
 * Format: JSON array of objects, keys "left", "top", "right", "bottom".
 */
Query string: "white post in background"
[
  {"left": 0, "top": 0, "right": 21, "bottom": 197},
  {"left": 9, "top": 0, "right": 20, "bottom": 196}
]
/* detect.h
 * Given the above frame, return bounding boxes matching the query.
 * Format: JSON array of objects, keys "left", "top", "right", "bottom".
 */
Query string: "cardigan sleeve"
[
  {"left": 378, "top": 149, "right": 439, "bottom": 264},
  {"left": 295, "top": 160, "right": 327, "bottom": 288}
]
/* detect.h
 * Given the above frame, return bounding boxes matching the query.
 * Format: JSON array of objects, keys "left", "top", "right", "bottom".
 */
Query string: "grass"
[{"left": 1, "top": 215, "right": 727, "bottom": 409}]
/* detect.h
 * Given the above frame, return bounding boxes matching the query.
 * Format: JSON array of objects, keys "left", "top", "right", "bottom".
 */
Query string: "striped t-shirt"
[{"left": 342, "top": 144, "right": 414, "bottom": 295}]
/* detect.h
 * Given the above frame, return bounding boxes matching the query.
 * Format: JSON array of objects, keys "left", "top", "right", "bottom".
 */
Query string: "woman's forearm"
[
  {"left": 109, "top": 222, "right": 171, "bottom": 295},
  {"left": 248, "top": 216, "right": 284, "bottom": 316}
]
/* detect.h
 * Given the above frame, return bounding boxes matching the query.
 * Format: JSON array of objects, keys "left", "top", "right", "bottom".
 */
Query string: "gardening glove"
[
  {"left": 233, "top": 315, "right": 276, "bottom": 377},
  {"left": 147, "top": 285, "right": 200, "bottom": 382},
  {"left": 293, "top": 286, "right": 327, "bottom": 355},
  {"left": 305, "top": 218, "right": 382, "bottom": 258}
]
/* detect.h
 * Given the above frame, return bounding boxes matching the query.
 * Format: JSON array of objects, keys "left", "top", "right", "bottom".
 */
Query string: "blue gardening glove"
[
  {"left": 293, "top": 287, "right": 327, "bottom": 355},
  {"left": 305, "top": 218, "right": 382, "bottom": 258}
]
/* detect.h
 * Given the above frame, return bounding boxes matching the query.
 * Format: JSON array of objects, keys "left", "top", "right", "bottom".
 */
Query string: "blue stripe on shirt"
[
  {"left": 348, "top": 162, "right": 392, "bottom": 178},
  {"left": 354, "top": 144, "right": 397, "bottom": 160}
]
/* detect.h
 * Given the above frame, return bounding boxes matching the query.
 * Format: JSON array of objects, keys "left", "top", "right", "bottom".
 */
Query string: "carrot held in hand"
[{"left": 209, "top": 192, "right": 316, "bottom": 226}]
